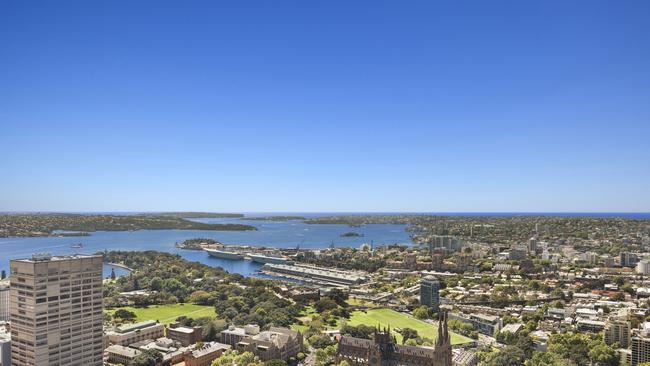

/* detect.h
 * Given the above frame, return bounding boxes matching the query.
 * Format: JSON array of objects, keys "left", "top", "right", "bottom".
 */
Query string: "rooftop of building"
[
  {"left": 577, "top": 319, "right": 606, "bottom": 325},
  {"left": 239, "top": 327, "right": 299, "bottom": 348},
  {"left": 339, "top": 336, "right": 440, "bottom": 358},
  {"left": 105, "top": 344, "right": 142, "bottom": 358},
  {"left": 221, "top": 324, "right": 260, "bottom": 336},
  {"left": 264, "top": 263, "right": 367, "bottom": 281},
  {"left": 12, "top": 253, "right": 102, "bottom": 263},
  {"left": 190, "top": 342, "right": 231, "bottom": 358},
  {"left": 169, "top": 326, "right": 198, "bottom": 334},
  {"left": 114, "top": 320, "right": 161, "bottom": 334}
]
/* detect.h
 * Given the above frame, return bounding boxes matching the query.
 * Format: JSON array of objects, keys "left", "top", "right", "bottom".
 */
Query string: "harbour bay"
[{"left": 0, "top": 217, "right": 411, "bottom": 277}]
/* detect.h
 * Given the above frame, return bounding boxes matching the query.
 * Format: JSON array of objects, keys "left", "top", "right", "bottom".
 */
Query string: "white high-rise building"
[
  {"left": 528, "top": 237, "right": 538, "bottom": 254},
  {"left": 637, "top": 260, "right": 650, "bottom": 275},
  {"left": 0, "top": 282, "right": 9, "bottom": 322}
]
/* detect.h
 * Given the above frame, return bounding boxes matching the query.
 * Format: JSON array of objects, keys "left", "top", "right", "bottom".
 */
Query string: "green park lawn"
[
  {"left": 346, "top": 308, "right": 474, "bottom": 345},
  {"left": 107, "top": 303, "right": 216, "bottom": 324}
]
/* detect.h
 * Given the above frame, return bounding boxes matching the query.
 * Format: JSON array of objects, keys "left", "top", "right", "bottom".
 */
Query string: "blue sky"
[{"left": 1, "top": 0, "right": 649, "bottom": 212}]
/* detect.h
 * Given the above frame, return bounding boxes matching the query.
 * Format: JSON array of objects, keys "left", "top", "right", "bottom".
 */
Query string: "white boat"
[
  {"left": 204, "top": 248, "right": 244, "bottom": 260},
  {"left": 248, "top": 253, "right": 293, "bottom": 265}
]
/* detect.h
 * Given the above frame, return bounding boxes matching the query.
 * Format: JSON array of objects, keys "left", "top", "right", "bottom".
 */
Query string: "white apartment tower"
[{"left": 0, "top": 282, "right": 9, "bottom": 322}]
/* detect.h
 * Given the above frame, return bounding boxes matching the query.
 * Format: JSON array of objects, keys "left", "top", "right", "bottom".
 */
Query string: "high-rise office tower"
[
  {"left": 428, "top": 236, "right": 463, "bottom": 253},
  {"left": 0, "top": 281, "right": 9, "bottom": 322},
  {"left": 528, "top": 237, "right": 538, "bottom": 254},
  {"left": 621, "top": 252, "right": 639, "bottom": 268},
  {"left": 10, "top": 254, "right": 104, "bottom": 366},
  {"left": 420, "top": 275, "right": 440, "bottom": 312}
]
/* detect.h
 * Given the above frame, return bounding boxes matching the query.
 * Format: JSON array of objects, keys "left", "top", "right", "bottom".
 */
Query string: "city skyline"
[{"left": 2, "top": 0, "right": 650, "bottom": 212}]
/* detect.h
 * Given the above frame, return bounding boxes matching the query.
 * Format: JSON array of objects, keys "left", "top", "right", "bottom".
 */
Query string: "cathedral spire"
[
  {"left": 436, "top": 312, "right": 444, "bottom": 346},
  {"left": 442, "top": 311, "right": 449, "bottom": 343}
]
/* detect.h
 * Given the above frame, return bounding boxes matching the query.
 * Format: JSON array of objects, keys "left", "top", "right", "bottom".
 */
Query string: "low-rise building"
[
  {"left": 106, "top": 320, "right": 165, "bottom": 346},
  {"left": 185, "top": 342, "right": 231, "bottom": 366},
  {"left": 105, "top": 344, "right": 141, "bottom": 365},
  {"left": 236, "top": 327, "right": 303, "bottom": 361},
  {"left": 546, "top": 307, "right": 567, "bottom": 320},
  {"left": 448, "top": 313, "right": 502, "bottom": 336},
  {"left": 168, "top": 323, "right": 203, "bottom": 346},
  {"left": 576, "top": 319, "right": 606, "bottom": 333},
  {"left": 508, "top": 246, "right": 527, "bottom": 260},
  {"left": 453, "top": 349, "right": 478, "bottom": 366},
  {"left": 500, "top": 323, "right": 524, "bottom": 335},
  {"left": 262, "top": 264, "right": 368, "bottom": 286},
  {"left": 220, "top": 324, "right": 260, "bottom": 346}
]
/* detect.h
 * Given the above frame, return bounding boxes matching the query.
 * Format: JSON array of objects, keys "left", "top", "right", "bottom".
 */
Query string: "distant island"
[
  {"left": 176, "top": 237, "right": 220, "bottom": 250},
  {"left": 156, "top": 212, "right": 244, "bottom": 218},
  {"left": 303, "top": 215, "right": 416, "bottom": 225},
  {"left": 340, "top": 232, "right": 363, "bottom": 237},
  {"left": 54, "top": 231, "right": 91, "bottom": 237},
  {"left": 0, "top": 214, "right": 256, "bottom": 238},
  {"left": 247, "top": 216, "right": 307, "bottom": 221}
]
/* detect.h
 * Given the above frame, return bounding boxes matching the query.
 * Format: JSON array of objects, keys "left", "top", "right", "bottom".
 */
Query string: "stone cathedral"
[{"left": 336, "top": 312, "right": 453, "bottom": 366}]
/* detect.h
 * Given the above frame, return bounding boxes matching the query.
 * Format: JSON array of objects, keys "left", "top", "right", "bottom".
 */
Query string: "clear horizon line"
[{"left": 1, "top": 210, "right": 649, "bottom": 214}]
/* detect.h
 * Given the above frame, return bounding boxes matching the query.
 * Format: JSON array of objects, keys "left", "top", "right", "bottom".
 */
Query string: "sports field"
[
  {"left": 107, "top": 304, "right": 216, "bottom": 324},
  {"left": 346, "top": 308, "right": 474, "bottom": 345}
]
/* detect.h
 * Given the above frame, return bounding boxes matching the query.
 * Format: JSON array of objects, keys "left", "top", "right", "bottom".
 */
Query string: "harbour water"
[
  {"left": 0, "top": 217, "right": 410, "bottom": 277},
  {"left": 3, "top": 212, "right": 647, "bottom": 278},
  {"left": 103, "top": 263, "right": 131, "bottom": 278}
]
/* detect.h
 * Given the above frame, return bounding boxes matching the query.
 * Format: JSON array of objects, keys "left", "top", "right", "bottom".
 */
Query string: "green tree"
[
  {"left": 588, "top": 340, "right": 619, "bottom": 366},
  {"left": 527, "top": 351, "right": 576, "bottom": 366},
  {"left": 328, "top": 288, "right": 349, "bottom": 306},
  {"left": 482, "top": 346, "right": 526, "bottom": 366},
  {"left": 149, "top": 276, "right": 163, "bottom": 291},
  {"left": 413, "top": 306, "right": 430, "bottom": 319},
  {"left": 113, "top": 309, "right": 137, "bottom": 321},
  {"left": 315, "top": 297, "right": 339, "bottom": 313},
  {"left": 400, "top": 327, "right": 419, "bottom": 344},
  {"left": 129, "top": 349, "right": 162, "bottom": 366},
  {"left": 264, "top": 360, "right": 287, "bottom": 366},
  {"left": 547, "top": 333, "right": 590, "bottom": 366},
  {"left": 189, "top": 290, "right": 212, "bottom": 305}
]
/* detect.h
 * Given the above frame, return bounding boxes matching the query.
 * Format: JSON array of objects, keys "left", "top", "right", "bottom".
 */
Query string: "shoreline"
[{"left": 105, "top": 262, "right": 134, "bottom": 272}]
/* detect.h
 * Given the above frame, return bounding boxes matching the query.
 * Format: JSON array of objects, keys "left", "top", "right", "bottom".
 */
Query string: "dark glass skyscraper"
[{"left": 420, "top": 275, "right": 440, "bottom": 311}]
